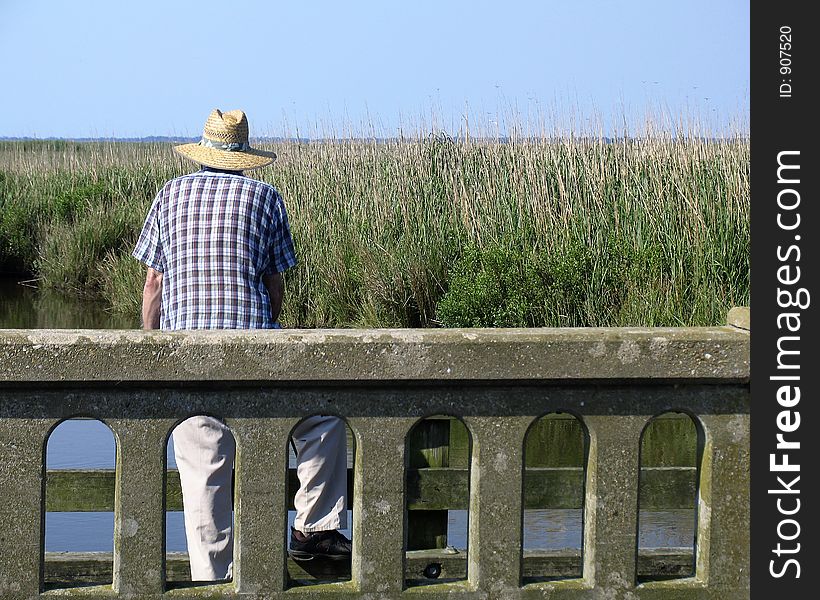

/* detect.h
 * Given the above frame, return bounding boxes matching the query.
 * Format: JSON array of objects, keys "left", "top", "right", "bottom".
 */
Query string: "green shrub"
[
  {"left": 436, "top": 240, "right": 593, "bottom": 327},
  {"left": 51, "top": 181, "right": 109, "bottom": 221}
]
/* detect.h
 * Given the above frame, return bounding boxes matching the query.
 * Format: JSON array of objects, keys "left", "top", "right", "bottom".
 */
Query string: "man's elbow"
[{"left": 144, "top": 268, "right": 163, "bottom": 292}]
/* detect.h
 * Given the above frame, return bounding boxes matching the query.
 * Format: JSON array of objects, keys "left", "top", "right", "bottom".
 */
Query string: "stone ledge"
[
  {"left": 0, "top": 324, "right": 749, "bottom": 383},
  {"left": 727, "top": 306, "right": 750, "bottom": 331}
]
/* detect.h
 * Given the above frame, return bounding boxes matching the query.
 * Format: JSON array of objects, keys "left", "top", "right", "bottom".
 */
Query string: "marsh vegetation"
[{"left": 0, "top": 130, "right": 749, "bottom": 328}]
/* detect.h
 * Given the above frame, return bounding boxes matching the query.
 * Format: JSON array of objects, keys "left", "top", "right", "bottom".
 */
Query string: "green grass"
[{"left": 0, "top": 132, "right": 749, "bottom": 328}]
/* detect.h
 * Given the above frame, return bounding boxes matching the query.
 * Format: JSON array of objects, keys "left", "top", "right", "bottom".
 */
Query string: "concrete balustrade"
[{"left": 0, "top": 309, "right": 750, "bottom": 599}]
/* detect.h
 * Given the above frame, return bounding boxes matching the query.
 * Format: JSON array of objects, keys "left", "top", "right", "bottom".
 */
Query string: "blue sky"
[{"left": 0, "top": 0, "right": 749, "bottom": 138}]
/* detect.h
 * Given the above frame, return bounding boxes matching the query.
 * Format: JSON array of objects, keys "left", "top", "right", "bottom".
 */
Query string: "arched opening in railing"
[
  {"left": 636, "top": 411, "right": 703, "bottom": 582},
  {"left": 285, "top": 415, "right": 354, "bottom": 587},
  {"left": 43, "top": 416, "right": 117, "bottom": 590},
  {"left": 521, "top": 412, "right": 589, "bottom": 584},
  {"left": 405, "top": 415, "right": 472, "bottom": 587},
  {"left": 165, "top": 415, "right": 236, "bottom": 586}
]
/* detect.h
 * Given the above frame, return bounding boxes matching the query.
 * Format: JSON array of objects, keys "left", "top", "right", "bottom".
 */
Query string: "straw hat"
[{"left": 174, "top": 109, "right": 276, "bottom": 171}]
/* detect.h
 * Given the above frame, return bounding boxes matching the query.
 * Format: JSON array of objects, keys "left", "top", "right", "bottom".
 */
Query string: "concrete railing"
[{"left": 0, "top": 308, "right": 750, "bottom": 600}]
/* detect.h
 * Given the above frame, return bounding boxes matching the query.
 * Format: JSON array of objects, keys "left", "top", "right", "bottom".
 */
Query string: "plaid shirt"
[{"left": 132, "top": 169, "right": 297, "bottom": 330}]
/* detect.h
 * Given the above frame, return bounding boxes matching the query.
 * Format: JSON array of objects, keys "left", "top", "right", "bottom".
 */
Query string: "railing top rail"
[{"left": 0, "top": 315, "right": 749, "bottom": 383}]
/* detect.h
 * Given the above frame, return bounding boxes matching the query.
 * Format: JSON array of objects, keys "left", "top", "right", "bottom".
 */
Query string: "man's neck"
[{"left": 200, "top": 166, "right": 244, "bottom": 176}]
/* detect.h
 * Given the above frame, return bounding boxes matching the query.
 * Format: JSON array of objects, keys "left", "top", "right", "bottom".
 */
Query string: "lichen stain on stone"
[
  {"left": 725, "top": 415, "right": 748, "bottom": 444},
  {"left": 589, "top": 341, "right": 607, "bottom": 358},
  {"left": 489, "top": 578, "right": 514, "bottom": 596},
  {"left": 145, "top": 568, "right": 161, "bottom": 584},
  {"left": 374, "top": 499, "right": 391, "bottom": 515},
  {"left": 594, "top": 572, "right": 639, "bottom": 600},
  {"left": 396, "top": 330, "right": 426, "bottom": 344},
  {"left": 0, "top": 580, "right": 21, "bottom": 593},
  {"left": 649, "top": 336, "right": 669, "bottom": 357},
  {"left": 617, "top": 340, "right": 640, "bottom": 364},
  {"left": 380, "top": 343, "right": 429, "bottom": 378},
  {"left": 493, "top": 451, "right": 509, "bottom": 473},
  {"left": 122, "top": 517, "right": 139, "bottom": 538}
]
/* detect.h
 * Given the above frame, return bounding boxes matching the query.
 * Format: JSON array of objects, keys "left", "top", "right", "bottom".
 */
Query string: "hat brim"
[{"left": 174, "top": 143, "right": 277, "bottom": 171}]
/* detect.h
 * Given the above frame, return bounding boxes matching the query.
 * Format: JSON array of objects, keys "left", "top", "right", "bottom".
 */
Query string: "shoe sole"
[{"left": 289, "top": 550, "right": 350, "bottom": 562}]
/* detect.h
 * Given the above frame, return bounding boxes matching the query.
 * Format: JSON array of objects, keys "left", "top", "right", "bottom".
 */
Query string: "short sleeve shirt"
[{"left": 132, "top": 169, "right": 296, "bottom": 330}]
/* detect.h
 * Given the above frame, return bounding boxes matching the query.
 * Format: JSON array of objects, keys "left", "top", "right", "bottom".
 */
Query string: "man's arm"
[
  {"left": 262, "top": 272, "right": 284, "bottom": 324},
  {"left": 142, "top": 267, "right": 163, "bottom": 329}
]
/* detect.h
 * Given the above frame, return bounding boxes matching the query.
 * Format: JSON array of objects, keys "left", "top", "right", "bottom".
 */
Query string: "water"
[
  {"left": 45, "top": 419, "right": 355, "bottom": 553},
  {"left": 6, "top": 282, "right": 695, "bottom": 556},
  {"left": 44, "top": 420, "right": 694, "bottom": 554},
  {"left": 0, "top": 277, "right": 138, "bottom": 329}
]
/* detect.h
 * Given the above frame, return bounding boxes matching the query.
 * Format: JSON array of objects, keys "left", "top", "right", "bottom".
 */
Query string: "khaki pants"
[{"left": 173, "top": 415, "right": 348, "bottom": 581}]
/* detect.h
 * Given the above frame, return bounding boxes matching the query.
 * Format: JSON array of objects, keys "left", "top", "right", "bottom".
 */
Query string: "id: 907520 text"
[{"left": 780, "top": 26, "right": 792, "bottom": 98}]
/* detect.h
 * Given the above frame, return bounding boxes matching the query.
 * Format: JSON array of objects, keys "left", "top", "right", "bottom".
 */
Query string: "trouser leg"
[
  {"left": 172, "top": 415, "right": 235, "bottom": 580},
  {"left": 292, "top": 416, "right": 348, "bottom": 533}
]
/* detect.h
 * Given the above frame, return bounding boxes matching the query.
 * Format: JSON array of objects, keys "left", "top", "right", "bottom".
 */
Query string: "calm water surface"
[
  {"left": 45, "top": 419, "right": 695, "bottom": 554},
  {"left": 0, "top": 277, "right": 138, "bottom": 329},
  {"left": 6, "top": 279, "right": 695, "bottom": 554}
]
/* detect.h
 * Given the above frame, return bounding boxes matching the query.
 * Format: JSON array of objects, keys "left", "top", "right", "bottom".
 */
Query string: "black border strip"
[{"left": 751, "top": 2, "right": 817, "bottom": 596}]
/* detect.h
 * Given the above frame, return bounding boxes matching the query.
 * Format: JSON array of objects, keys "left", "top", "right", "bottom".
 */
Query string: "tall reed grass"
[{"left": 0, "top": 128, "right": 749, "bottom": 328}]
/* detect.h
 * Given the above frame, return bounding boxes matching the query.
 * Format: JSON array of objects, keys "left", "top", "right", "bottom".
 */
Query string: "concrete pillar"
[
  {"left": 0, "top": 412, "right": 50, "bottom": 599},
  {"left": 465, "top": 415, "right": 531, "bottom": 596},
  {"left": 109, "top": 416, "right": 173, "bottom": 597},
  {"left": 348, "top": 417, "right": 414, "bottom": 594},
  {"left": 231, "top": 417, "right": 296, "bottom": 594},
  {"left": 584, "top": 414, "right": 647, "bottom": 595}
]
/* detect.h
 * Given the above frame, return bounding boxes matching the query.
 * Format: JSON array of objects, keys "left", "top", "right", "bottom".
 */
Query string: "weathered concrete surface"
[
  {"left": 0, "top": 315, "right": 749, "bottom": 600},
  {"left": 727, "top": 307, "right": 750, "bottom": 331},
  {"left": 0, "top": 325, "right": 749, "bottom": 383}
]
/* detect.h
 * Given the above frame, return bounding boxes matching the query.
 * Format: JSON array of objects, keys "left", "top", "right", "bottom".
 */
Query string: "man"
[{"left": 132, "top": 109, "right": 350, "bottom": 581}]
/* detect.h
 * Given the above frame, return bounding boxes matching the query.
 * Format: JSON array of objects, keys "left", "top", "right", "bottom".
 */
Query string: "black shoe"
[{"left": 289, "top": 527, "right": 351, "bottom": 561}]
